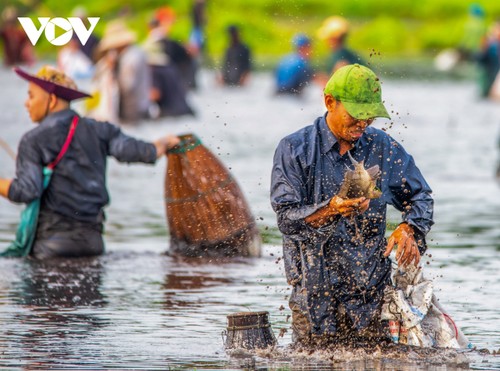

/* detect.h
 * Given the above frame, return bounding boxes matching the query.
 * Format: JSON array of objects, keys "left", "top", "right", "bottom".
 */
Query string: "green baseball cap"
[{"left": 324, "top": 64, "right": 390, "bottom": 120}]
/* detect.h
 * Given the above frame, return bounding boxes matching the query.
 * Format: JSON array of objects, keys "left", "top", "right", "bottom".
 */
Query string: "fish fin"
[{"left": 366, "top": 165, "right": 381, "bottom": 179}]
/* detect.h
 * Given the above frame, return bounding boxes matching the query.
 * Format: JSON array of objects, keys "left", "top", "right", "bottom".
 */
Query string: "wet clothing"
[
  {"left": 159, "top": 38, "right": 198, "bottom": 90},
  {"left": 328, "top": 47, "right": 364, "bottom": 73},
  {"left": 116, "top": 45, "right": 151, "bottom": 123},
  {"left": 222, "top": 43, "right": 251, "bottom": 86},
  {"left": 275, "top": 53, "right": 313, "bottom": 95},
  {"left": 270, "top": 114, "right": 433, "bottom": 339},
  {"left": 150, "top": 64, "right": 195, "bottom": 117},
  {"left": 7, "top": 109, "right": 157, "bottom": 258},
  {"left": 477, "top": 41, "right": 500, "bottom": 98},
  {"left": 32, "top": 209, "right": 104, "bottom": 259}
]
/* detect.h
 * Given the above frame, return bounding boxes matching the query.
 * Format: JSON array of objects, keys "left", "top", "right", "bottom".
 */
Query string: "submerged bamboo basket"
[
  {"left": 225, "top": 311, "right": 277, "bottom": 350},
  {"left": 165, "top": 134, "right": 261, "bottom": 257}
]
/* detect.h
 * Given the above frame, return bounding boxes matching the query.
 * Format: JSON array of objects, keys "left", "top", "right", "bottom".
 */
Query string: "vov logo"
[{"left": 18, "top": 17, "right": 100, "bottom": 46}]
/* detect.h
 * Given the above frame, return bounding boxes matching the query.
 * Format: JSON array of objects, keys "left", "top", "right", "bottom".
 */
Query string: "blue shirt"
[
  {"left": 270, "top": 114, "right": 434, "bottom": 335},
  {"left": 275, "top": 53, "right": 312, "bottom": 94},
  {"left": 8, "top": 109, "right": 157, "bottom": 223}
]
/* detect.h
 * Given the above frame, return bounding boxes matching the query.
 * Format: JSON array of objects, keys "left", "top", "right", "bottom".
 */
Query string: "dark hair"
[{"left": 227, "top": 25, "right": 239, "bottom": 35}]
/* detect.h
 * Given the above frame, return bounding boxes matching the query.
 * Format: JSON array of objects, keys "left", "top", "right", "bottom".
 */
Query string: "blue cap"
[
  {"left": 469, "top": 4, "right": 485, "bottom": 17},
  {"left": 292, "top": 33, "right": 311, "bottom": 48}
]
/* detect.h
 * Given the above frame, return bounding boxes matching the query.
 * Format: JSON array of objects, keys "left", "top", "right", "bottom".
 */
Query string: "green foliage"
[
  {"left": 418, "top": 18, "right": 465, "bottom": 51},
  {"left": 4, "top": 0, "right": 500, "bottom": 69},
  {"left": 353, "top": 17, "right": 416, "bottom": 57}
]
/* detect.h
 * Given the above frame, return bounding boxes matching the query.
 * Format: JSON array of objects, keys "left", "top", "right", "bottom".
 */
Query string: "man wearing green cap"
[{"left": 270, "top": 64, "right": 433, "bottom": 344}]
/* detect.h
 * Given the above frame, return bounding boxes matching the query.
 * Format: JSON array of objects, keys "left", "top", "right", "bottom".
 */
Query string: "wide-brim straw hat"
[
  {"left": 14, "top": 65, "right": 91, "bottom": 101},
  {"left": 98, "top": 20, "right": 137, "bottom": 53},
  {"left": 317, "top": 16, "right": 349, "bottom": 40}
]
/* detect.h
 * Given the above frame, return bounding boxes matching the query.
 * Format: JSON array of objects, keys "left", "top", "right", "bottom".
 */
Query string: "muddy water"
[{"left": 0, "top": 67, "right": 499, "bottom": 370}]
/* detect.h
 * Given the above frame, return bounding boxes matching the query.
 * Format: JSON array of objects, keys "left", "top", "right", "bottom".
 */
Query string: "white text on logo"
[{"left": 17, "top": 17, "right": 100, "bottom": 46}]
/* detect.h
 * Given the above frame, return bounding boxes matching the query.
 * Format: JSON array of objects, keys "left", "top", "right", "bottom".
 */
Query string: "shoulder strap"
[{"left": 47, "top": 115, "right": 79, "bottom": 170}]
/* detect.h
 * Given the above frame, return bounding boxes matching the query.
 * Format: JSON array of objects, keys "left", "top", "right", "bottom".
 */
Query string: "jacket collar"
[
  {"left": 40, "top": 108, "right": 78, "bottom": 126},
  {"left": 318, "top": 112, "right": 370, "bottom": 155}
]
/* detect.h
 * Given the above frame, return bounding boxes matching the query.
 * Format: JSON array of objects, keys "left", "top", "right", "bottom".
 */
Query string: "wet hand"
[
  {"left": 165, "top": 135, "right": 181, "bottom": 149},
  {"left": 329, "top": 196, "right": 370, "bottom": 218},
  {"left": 154, "top": 135, "right": 181, "bottom": 158},
  {"left": 384, "top": 223, "right": 420, "bottom": 267}
]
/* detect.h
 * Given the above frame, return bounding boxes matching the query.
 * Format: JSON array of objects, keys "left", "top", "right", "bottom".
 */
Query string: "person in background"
[
  {"left": 143, "top": 40, "right": 195, "bottom": 118},
  {"left": 478, "top": 20, "right": 500, "bottom": 99},
  {"left": 496, "top": 134, "right": 500, "bottom": 180},
  {"left": 189, "top": 0, "right": 207, "bottom": 58},
  {"left": 84, "top": 50, "right": 119, "bottom": 123},
  {"left": 150, "top": 7, "right": 198, "bottom": 91},
  {"left": 275, "top": 34, "right": 314, "bottom": 96},
  {"left": 95, "top": 20, "right": 151, "bottom": 124},
  {"left": 458, "top": 4, "right": 488, "bottom": 61},
  {"left": 0, "top": 66, "right": 179, "bottom": 260},
  {"left": 57, "top": 36, "right": 94, "bottom": 80},
  {"left": 71, "top": 6, "right": 101, "bottom": 63},
  {"left": 218, "top": 25, "right": 251, "bottom": 87},
  {"left": 317, "top": 16, "right": 364, "bottom": 81},
  {"left": 0, "top": 6, "right": 35, "bottom": 67},
  {"left": 271, "top": 64, "right": 433, "bottom": 345}
]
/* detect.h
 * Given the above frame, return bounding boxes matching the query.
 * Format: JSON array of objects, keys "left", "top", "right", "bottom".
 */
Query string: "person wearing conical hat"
[
  {"left": 271, "top": 64, "right": 433, "bottom": 345},
  {"left": 95, "top": 20, "right": 151, "bottom": 123},
  {"left": 317, "top": 16, "right": 365, "bottom": 77},
  {"left": 0, "top": 66, "right": 179, "bottom": 259}
]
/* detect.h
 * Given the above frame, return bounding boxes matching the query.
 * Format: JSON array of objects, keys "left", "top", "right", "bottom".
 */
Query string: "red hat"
[
  {"left": 14, "top": 66, "right": 91, "bottom": 101},
  {"left": 155, "top": 7, "right": 175, "bottom": 24}
]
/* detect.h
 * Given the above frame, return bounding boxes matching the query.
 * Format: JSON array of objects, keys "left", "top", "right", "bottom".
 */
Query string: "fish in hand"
[{"left": 338, "top": 151, "right": 381, "bottom": 199}]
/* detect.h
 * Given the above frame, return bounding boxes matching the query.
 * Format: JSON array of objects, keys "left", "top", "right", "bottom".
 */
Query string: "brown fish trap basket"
[
  {"left": 224, "top": 311, "right": 277, "bottom": 350},
  {"left": 165, "top": 134, "right": 261, "bottom": 257}
]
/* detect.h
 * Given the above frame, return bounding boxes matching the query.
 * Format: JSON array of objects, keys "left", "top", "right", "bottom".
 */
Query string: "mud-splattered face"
[
  {"left": 325, "top": 95, "right": 374, "bottom": 143},
  {"left": 324, "top": 95, "right": 374, "bottom": 143}
]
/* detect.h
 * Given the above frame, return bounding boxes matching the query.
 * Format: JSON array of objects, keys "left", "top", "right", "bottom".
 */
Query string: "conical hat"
[
  {"left": 14, "top": 65, "right": 91, "bottom": 101},
  {"left": 98, "top": 20, "right": 137, "bottom": 53}
]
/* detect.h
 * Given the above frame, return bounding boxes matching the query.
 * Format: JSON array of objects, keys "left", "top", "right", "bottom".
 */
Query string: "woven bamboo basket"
[
  {"left": 225, "top": 311, "right": 277, "bottom": 350},
  {"left": 165, "top": 134, "right": 261, "bottom": 257}
]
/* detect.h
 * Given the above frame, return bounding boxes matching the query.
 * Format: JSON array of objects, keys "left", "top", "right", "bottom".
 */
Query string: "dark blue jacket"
[
  {"left": 8, "top": 109, "right": 157, "bottom": 223},
  {"left": 270, "top": 114, "right": 434, "bottom": 335}
]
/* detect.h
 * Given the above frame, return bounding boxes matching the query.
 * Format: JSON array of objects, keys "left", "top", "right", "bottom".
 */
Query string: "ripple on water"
[{"left": 0, "top": 70, "right": 499, "bottom": 370}]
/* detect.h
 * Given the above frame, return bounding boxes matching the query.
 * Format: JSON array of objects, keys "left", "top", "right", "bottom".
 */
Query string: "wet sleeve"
[
  {"left": 7, "top": 135, "right": 44, "bottom": 204},
  {"left": 270, "top": 139, "right": 336, "bottom": 285},
  {"left": 271, "top": 139, "right": 332, "bottom": 235},
  {"left": 103, "top": 123, "right": 157, "bottom": 164},
  {"left": 382, "top": 140, "right": 434, "bottom": 251}
]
